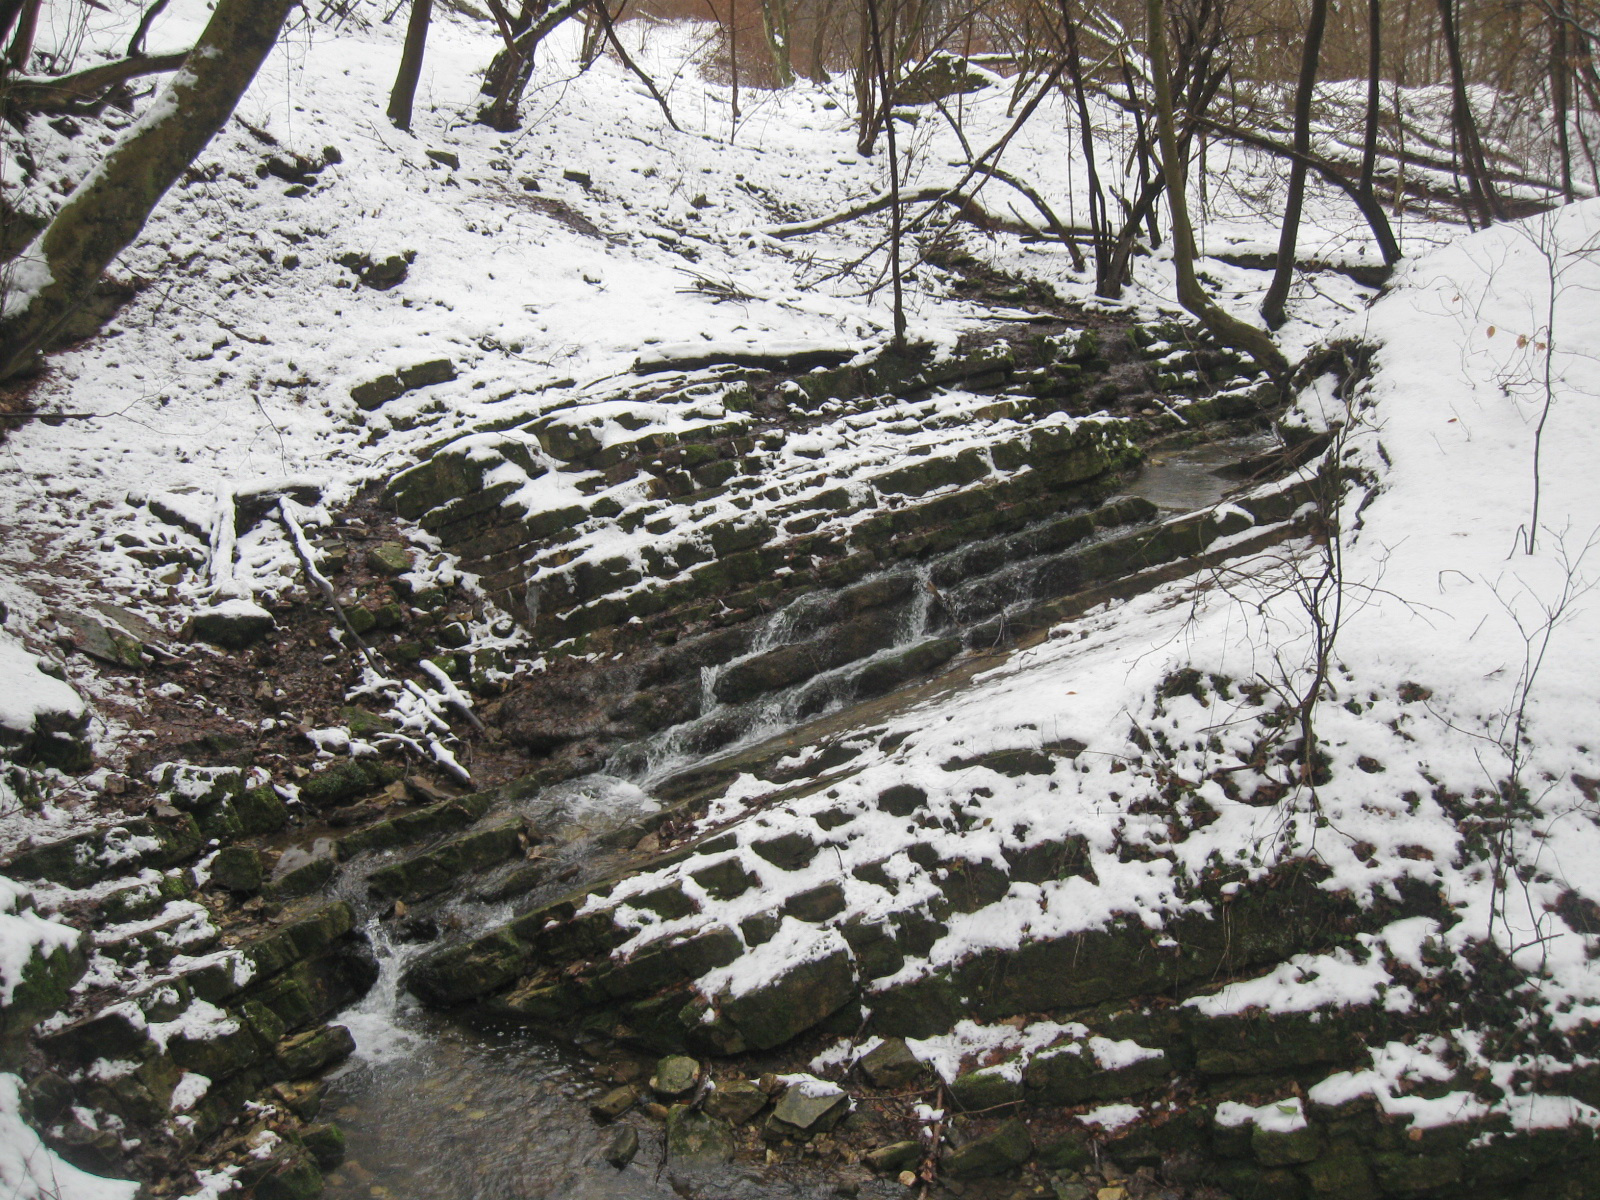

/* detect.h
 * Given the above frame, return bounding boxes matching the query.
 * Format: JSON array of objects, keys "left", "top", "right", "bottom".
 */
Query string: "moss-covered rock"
[
  {"left": 5, "top": 815, "right": 202, "bottom": 887},
  {"left": 951, "top": 1063, "right": 1024, "bottom": 1111},
  {"left": 365, "top": 818, "right": 524, "bottom": 903},
  {"left": 704, "top": 1078, "right": 767, "bottom": 1124},
  {"left": 211, "top": 846, "right": 264, "bottom": 894},
  {"left": 236, "top": 784, "right": 291, "bottom": 834},
  {"left": 275, "top": 1024, "right": 356, "bottom": 1079},
  {"left": 719, "top": 946, "right": 856, "bottom": 1051},
  {"left": 252, "top": 1145, "right": 323, "bottom": 1200},
  {"left": 942, "top": 1117, "right": 1032, "bottom": 1178},
  {"left": 0, "top": 909, "right": 86, "bottom": 1068},
  {"left": 299, "top": 759, "right": 400, "bottom": 809},
  {"left": 665, "top": 1105, "right": 734, "bottom": 1166}
]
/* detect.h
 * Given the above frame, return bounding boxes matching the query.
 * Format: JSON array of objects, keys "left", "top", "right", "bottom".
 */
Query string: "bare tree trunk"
[
  {"left": 1435, "top": 0, "right": 1504, "bottom": 225},
  {"left": 855, "top": 0, "right": 878, "bottom": 154},
  {"left": 387, "top": 0, "right": 433, "bottom": 131},
  {"left": 865, "top": 0, "right": 905, "bottom": 350},
  {"left": 761, "top": 0, "right": 793, "bottom": 86},
  {"left": 1061, "top": 0, "right": 1113, "bottom": 296},
  {"left": 1552, "top": 4, "right": 1575, "bottom": 201},
  {"left": 1262, "top": 0, "right": 1329, "bottom": 330},
  {"left": 479, "top": 0, "right": 589, "bottom": 131},
  {"left": 5, "top": 0, "right": 38, "bottom": 70},
  {"left": 0, "top": 0, "right": 297, "bottom": 381},
  {"left": 1146, "top": 0, "right": 1288, "bottom": 381},
  {"left": 729, "top": 0, "right": 740, "bottom": 126},
  {"left": 1201, "top": 117, "right": 1400, "bottom": 264},
  {"left": 1359, "top": 0, "right": 1382, "bottom": 202},
  {"left": 0, "top": 0, "right": 25, "bottom": 52},
  {"left": 127, "top": 0, "right": 171, "bottom": 59}
]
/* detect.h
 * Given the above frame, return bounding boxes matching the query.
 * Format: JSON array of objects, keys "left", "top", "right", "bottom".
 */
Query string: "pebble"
[{"left": 604, "top": 1126, "right": 640, "bottom": 1169}]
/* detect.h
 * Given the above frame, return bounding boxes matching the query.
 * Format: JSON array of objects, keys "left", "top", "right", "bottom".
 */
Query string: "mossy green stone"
[{"left": 942, "top": 1117, "right": 1032, "bottom": 1178}]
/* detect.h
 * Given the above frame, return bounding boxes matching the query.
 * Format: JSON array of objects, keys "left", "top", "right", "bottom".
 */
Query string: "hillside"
[{"left": 0, "top": 4, "right": 1597, "bottom": 1200}]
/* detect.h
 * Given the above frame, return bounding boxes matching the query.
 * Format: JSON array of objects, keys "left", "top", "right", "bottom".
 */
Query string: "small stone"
[
  {"left": 298, "top": 1122, "right": 345, "bottom": 1170},
  {"left": 876, "top": 784, "right": 927, "bottom": 816},
  {"left": 784, "top": 881, "right": 847, "bottom": 923},
  {"left": 857, "top": 1038, "right": 929, "bottom": 1089},
  {"left": 642, "top": 1101, "right": 670, "bottom": 1120},
  {"left": 664, "top": 1105, "right": 734, "bottom": 1166},
  {"left": 771, "top": 1078, "right": 850, "bottom": 1135},
  {"left": 269, "top": 1081, "right": 323, "bottom": 1120},
  {"left": 369, "top": 542, "right": 413, "bottom": 575},
  {"left": 191, "top": 598, "right": 275, "bottom": 649},
  {"left": 210, "top": 846, "right": 264, "bottom": 894},
  {"left": 703, "top": 1078, "right": 767, "bottom": 1124},
  {"left": 751, "top": 830, "right": 818, "bottom": 870},
  {"left": 951, "top": 1063, "right": 1024, "bottom": 1111},
  {"left": 651, "top": 1055, "right": 700, "bottom": 1097},
  {"left": 1049, "top": 1176, "right": 1091, "bottom": 1200},
  {"left": 865, "top": 1141, "right": 922, "bottom": 1172},
  {"left": 691, "top": 855, "right": 757, "bottom": 900},
  {"left": 942, "top": 1117, "right": 1033, "bottom": 1178},
  {"left": 740, "top": 912, "right": 781, "bottom": 946},
  {"left": 590, "top": 1084, "right": 638, "bottom": 1122},
  {"left": 898, "top": 1170, "right": 917, "bottom": 1187},
  {"left": 604, "top": 1125, "right": 639, "bottom": 1169},
  {"left": 424, "top": 148, "right": 460, "bottom": 169}
]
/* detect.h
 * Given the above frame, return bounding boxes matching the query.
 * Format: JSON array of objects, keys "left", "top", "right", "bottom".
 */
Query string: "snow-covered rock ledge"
[{"left": 393, "top": 208, "right": 1600, "bottom": 1197}]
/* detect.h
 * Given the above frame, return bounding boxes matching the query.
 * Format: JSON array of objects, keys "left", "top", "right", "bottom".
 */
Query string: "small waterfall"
[{"left": 337, "top": 916, "right": 431, "bottom": 1065}]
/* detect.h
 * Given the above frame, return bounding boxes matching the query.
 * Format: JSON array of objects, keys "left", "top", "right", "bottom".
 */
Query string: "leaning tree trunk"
[
  {"left": 479, "top": 0, "right": 591, "bottom": 131},
  {"left": 1145, "top": 0, "right": 1288, "bottom": 382},
  {"left": 4, "top": 0, "right": 38, "bottom": 69},
  {"left": 388, "top": 0, "right": 433, "bottom": 131},
  {"left": 1435, "top": 0, "right": 1504, "bottom": 226},
  {"left": 1262, "top": 0, "right": 1328, "bottom": 330},
  {"left": 0, "top": 0, "right": 297, "bottom": 381}
]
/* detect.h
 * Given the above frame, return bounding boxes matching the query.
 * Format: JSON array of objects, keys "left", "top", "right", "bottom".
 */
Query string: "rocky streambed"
[{"left": 3, "top": 313, "right": 1592, "bottom": 1200}]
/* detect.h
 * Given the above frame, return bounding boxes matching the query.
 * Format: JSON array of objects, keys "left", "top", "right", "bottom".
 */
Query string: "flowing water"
[{"left": 320, "top": 923, "right": 894, "bottom": 1200}]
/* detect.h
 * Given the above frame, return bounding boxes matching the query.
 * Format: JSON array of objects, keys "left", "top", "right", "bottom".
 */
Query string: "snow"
[
  {"left": 1077, "top": 1103, "right": 1143, "bottom": 1131},
  {"left": 0, "top": 640, "right": 85, "bottom": 739},
  {"left": 1215, "top": 1097, "right": 1308, "bottom": 1133},
  {"left": 0, "top": 1074, "right": 138, "bottom": 1200},
  {"left": 0, "top": 0, "right": 1595, "bottom": 1176}
]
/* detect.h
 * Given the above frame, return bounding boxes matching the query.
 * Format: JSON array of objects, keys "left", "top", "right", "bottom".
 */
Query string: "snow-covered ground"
[{"left": 1, "top": 0, "right": 1597, "bottom": 1193}]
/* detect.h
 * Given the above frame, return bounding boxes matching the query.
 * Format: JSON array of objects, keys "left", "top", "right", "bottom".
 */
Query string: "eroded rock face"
[{"left": 386, "top": 322, "right": 1277, "bottom": 783}]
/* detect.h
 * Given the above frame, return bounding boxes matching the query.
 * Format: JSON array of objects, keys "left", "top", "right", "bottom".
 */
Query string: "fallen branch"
[
  {"left": 279, "top": 498, "right": 380, "bottom": 668},
  {"left": 419, "top": 658, "right": 487, "bottom": 736},
  {"left": 762, "top": 186, "right": 953, "bottom": 239},
  {"left": 967, "top": 162, "right": 1087, "bottom": 272},
  {"left": 596, "top": 0, "right": 678, "bottom": 132},
  {"left": 2, "top": 51, "right": 188, "bottom": 113},
  {"left": 280, "top": 498, "right": 476, "bottom": 788}
]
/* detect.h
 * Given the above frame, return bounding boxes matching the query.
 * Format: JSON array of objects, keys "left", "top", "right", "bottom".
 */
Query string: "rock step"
[
  {"left": 3, "top": 813, "right": 203, "bottom": 889},
  {"left": 364, "top": 815, "right": 529, "bottom": 904},
  {"left": 34, "top": 898, "right": 373, "bottom": 1171},
  {"left": 387, "top": 321, "right": 1273, "bottom": 657}
]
